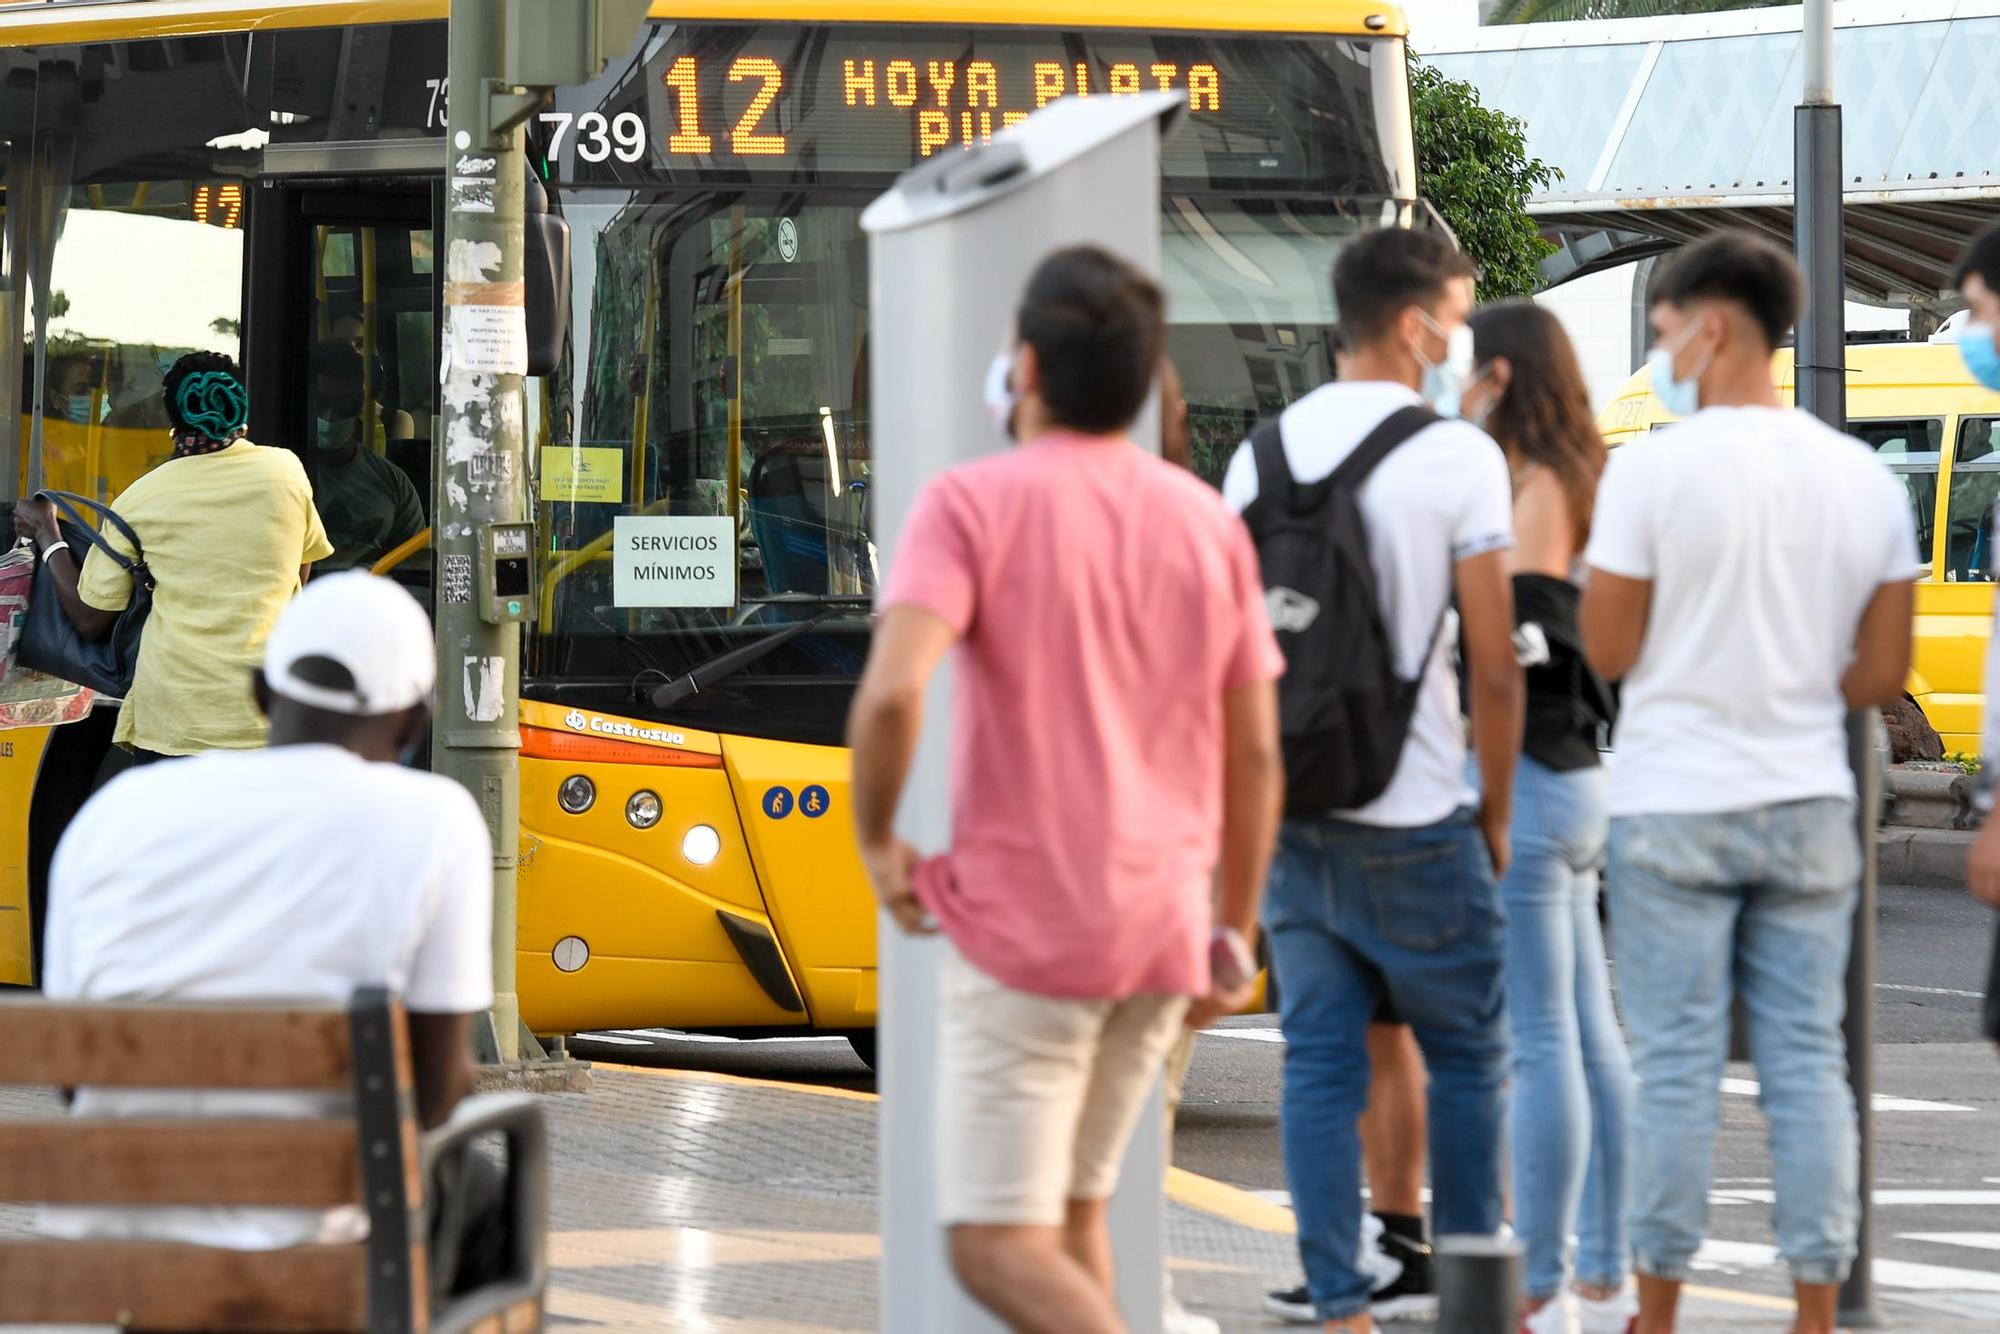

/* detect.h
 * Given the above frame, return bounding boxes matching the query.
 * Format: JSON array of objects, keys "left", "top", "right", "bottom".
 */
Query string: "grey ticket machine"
[{"left": 863, "top": 91, "right": 1184, "bottom": 1333}]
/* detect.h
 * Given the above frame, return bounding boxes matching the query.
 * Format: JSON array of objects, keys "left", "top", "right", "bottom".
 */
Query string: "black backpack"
[{"left": 1242, "top": 404, "right": 1441, "bottom": 817}]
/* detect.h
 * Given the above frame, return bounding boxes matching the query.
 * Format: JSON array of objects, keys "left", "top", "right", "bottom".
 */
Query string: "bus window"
[
  {"left": 1853, "top": 417, "right": 1942, "bottom": 574},
  {"left": 22, "top": 180, "right": 244, "bottom": 504},
  {"left": 1161, "top": 197, "right": 1361, "bottom": 484},
  {"left": 1949, "top": 417, "right": 2000, "bottom": 582},
  {"left": 309, "top": 223, "right": 434, "bottom": 576},
  {"left": 530, "top": 195, "right": 871, "bottom": 742}
]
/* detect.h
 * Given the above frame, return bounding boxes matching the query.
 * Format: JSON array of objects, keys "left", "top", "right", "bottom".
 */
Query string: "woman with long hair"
[{"left": 1462, "top": 301, "right": 1633, "bottom": 1334}]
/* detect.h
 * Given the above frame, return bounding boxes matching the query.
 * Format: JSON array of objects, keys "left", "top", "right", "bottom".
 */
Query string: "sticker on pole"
[
  {"left": 540, "top": 446, "right": 624, "bottom": 503},
  {"left": 450, "top": 152, "right": 496, "bottom": 214},
  {"left": 448, "top": 303, "right": 528, "bottom": 375},
  {"left": 613, "top": 516, "right": 736, "bottom": 608}
]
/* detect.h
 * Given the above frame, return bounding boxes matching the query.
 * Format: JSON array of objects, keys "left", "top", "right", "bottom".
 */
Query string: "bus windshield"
[{"left": 528, "top": 189, "right": 1360, "bottom": 742}]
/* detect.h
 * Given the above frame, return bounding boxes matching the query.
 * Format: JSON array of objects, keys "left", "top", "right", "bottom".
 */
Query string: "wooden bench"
[{"left": 0, "top": 987, "right": 547, "bottom": 1333}]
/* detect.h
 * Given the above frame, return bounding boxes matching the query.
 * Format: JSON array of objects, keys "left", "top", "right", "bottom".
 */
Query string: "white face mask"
[
  {"left": 982, "top": 350, "right": 1017, "bottom": 439},
  {"left": 1415, "top": 311, "right": 1474, "bottom": 417}
]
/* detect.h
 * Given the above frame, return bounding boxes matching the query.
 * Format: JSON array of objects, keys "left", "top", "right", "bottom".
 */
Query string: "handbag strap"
[{"left": 36, "top": 489, "right": 151, "bottom": 587}]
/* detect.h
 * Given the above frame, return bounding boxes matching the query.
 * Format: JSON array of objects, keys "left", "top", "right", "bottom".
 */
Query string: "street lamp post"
[{"left": 1793, "top": 0, "right": 1879, "bottom": 1323}]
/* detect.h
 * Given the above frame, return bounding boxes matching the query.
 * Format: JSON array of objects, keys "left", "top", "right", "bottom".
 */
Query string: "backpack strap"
[
  {"left": 1245, "top": 417, "right": 1292, "bottom": 521},
  {"left": 1249, "top": 404, "right": 1439, "bottom": 519},
  {"left": 1327, "top": 404, "right": 1441, "bottom": 492}
]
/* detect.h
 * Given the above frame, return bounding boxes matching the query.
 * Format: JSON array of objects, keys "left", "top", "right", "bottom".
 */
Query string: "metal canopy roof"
[{"left": 1425, "top": 1, "right": 2000, "bottom": 303}]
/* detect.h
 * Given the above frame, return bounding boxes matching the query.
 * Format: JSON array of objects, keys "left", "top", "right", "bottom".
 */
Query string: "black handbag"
[{"left": 16, "top": 490, "right": 153, "bottom": 698}]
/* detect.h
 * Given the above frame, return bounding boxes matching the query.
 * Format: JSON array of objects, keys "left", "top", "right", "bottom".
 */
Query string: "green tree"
[
  {"left": 1489, "top": 0, "right": 1786, "bottom": 21},
  {"left": 1411, "top": 59, "right": 1558, "bottom": 300}
]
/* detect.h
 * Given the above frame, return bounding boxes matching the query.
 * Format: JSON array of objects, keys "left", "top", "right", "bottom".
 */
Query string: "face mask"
[
  {"left": 315, "top": 416, "right": 358, "bottom": 451},
  {"left": 1415, "top": 313, "right": 1474, "bottom": 418},
  {"left": 982, "top": 350, "right": 1017, "bottom": 439},
  {"left": 59, "top": 396, "right": 95, "bottom": 425},
  {"left": 1647, "top": 319, "right": 1711, "bottom": 418},
  {"left": 1959, "top": 324, "right": 2000, "bottom": 392},
  {"left": 1459, "top": 366, "right": 1497, "bottom": 430}
]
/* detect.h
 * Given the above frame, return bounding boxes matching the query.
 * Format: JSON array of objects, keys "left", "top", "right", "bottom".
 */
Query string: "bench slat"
[
  {"left": 0, "top": 1239, "right": 368, "bottom": 1331},
  {"left": 0, "top": 1119, "right": 359, "bottom": 1205},
  {"left": 0, "top": 1001, "right": 353, "bottom": 1089}
]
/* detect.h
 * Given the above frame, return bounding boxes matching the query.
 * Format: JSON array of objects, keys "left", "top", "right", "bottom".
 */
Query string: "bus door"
[{"left": 245, "top": 178, "right": 440, "bottom": 593}]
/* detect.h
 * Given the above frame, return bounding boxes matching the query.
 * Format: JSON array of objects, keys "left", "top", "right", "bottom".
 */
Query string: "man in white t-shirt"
[
  {"left": 1580, "top": 232, "right": 1917, "bottom": 1334},
  {"left": 1222, "top": 226, "right": 1525, "bottom": 1333},
  {"left": 41, "top": 571, "right": 502, "bottom": 1291}
]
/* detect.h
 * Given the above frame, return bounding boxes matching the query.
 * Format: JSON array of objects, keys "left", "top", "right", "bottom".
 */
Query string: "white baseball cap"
[{"left": 263, "top": 571, "right": 435, "bottom": 716}]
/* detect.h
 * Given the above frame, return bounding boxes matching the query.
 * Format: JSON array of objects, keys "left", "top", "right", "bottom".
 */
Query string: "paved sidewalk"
[
  {"left": 529, "top": 1066, "right": 1840, "bottom": 1330},
  {"left": 0, "top": 1065, "right": 1952, "bottom": 1329}
]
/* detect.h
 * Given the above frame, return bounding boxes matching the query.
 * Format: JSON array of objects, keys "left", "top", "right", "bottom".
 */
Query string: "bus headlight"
[
  {"left": 558, "top": 775, "right": 595, "bottom": 814},
  {"left": 682, "top": 824, "right": 721, "bottom": 866},
  {"left": 626, "top": 790, "right": 663, "bottom": 829}
]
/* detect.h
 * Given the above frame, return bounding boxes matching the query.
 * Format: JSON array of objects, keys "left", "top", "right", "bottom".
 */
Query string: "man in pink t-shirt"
[{"left": 848, "top": 246, "right": 1285, "bottom": 1333}]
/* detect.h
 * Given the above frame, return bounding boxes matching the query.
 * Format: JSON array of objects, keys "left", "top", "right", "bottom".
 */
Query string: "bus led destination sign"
[
  {"left": 652, "top": 51, "right": 1223, "bottom": 161},
  {"left": 548, "top": 23, "right": 1361, "bottom": 183}
]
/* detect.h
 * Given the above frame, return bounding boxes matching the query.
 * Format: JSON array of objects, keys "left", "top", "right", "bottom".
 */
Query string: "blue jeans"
[
  {"left": 1502, "top": 759, "right": 1632, "bottom": 1300},
  {"left": 1607, "top": 799, "right": 1861, "bottom": 1287},
  {"left": 1265, "top": 808, "right": 1508, "bottom": 1321}
]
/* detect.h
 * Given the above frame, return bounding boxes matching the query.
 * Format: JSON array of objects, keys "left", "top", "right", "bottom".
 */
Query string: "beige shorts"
[{"left": 938, "top": 947, "right": 1191, "bottom": 1227}]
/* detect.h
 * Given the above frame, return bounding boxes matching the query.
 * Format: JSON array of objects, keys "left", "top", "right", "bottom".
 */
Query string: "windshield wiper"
[
  {"left": 649, "top": 609, "right": 840, "bottom": 709},
  {"left": 738, "top": 593, "right": 874, "bottom": 606}
]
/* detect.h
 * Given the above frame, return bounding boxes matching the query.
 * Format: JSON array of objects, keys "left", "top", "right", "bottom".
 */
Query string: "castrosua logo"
[{"left": 561, "top": 708, "right": 689, "bottom": 748}]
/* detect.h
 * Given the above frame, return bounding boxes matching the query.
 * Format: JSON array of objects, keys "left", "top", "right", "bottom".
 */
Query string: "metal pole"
[
  {"left": 440, "top": 0, "right": 529, "bottom": 1064},
  {"left": 1794, "top": 1, "right": 1879, "bottom": 1321}
]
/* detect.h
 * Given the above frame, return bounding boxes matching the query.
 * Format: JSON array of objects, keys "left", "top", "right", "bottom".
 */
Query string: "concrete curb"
[{"left": 1876, "top": 826, "right": 1975, "bottom": 891}]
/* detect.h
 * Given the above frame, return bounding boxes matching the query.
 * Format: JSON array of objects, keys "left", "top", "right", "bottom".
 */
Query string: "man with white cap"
[{"left": 41, "top": 571, "right": 500, "bottom": 1291}]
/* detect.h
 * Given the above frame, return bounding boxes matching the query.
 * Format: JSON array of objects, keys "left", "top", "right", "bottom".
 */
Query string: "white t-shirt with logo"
[
  {"left": 1223, "top": 381, "right": 1515, "bottom": 827},
  {"left": 1585, "top": 405, "right": 1921, "bottom": 816},
  {"left": 41, "top": 744, "right": 494, "bottom": 1249}
]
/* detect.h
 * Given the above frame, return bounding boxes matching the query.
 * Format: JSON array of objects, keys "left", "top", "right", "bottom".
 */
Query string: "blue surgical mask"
[
  {"left": 1959, "top": 323, "right": 2000, "bottom": 392},
  {"left": 315, "top": 416, "right": 357, "bottom": 451},
  {"left": 59, "top": 396, "right": 96, "bottom": 425},
  {"left": 1647, "top": 320, "right": 1711, "bottom": 418},
  {"left": 1415, "top": 312, "right": 1474, "bottom": 418}
]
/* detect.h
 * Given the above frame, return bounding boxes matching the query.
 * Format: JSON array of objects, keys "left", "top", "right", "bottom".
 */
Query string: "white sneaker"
[
  {"left": 1574, "top": 1285, "right": 1638, "bottom": 1334},
  {"left": 1163, "top": 1301, "right": 1221, "bottom": 1334},
  {"left": 1521, "top": 1292, "right": 1581, "bottom": 1334}
]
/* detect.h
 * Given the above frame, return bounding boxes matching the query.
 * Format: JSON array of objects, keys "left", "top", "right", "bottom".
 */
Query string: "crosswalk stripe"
[
  {"left": 1715, "top": 1188, "right": 2000, "bottom": 1206},
  {"left": 1902, "top": 1233, "right": 2000, "bottom": 1253},
  {"left": 1719, "top": 1076, "right": 1973, "bottom": 1113}
]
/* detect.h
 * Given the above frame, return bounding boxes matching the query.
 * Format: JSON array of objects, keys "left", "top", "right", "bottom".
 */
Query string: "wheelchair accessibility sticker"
[
  {"left": 800, "top": 785, "right": 830, "bottom": 819},
  {"left": 763, "top": 786, "right": 794, "bottom": 819}
]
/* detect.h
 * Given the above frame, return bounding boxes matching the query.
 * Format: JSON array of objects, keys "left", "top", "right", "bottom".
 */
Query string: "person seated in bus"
[
  {"left": 312, "top": 339, "right": 426, "bottom": 573},
  {"left": 40, "top": 571, "right": 508, "bottom": 1299},
  {"left": 330, "top": 310, "right": 418, "bottom": 440},
  {"left": 12, "top": 352, "right": 334, "bottom": 777},
  {"left": 45, "top": 354, "right": 103, "bottom": 426}
]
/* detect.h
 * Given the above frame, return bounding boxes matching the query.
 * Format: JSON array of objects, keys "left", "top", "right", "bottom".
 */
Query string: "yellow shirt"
[{"left": 78, "top": 441, "right": 334, "bottom": 755}]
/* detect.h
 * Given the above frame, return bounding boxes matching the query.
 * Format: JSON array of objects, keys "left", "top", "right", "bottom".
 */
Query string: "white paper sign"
[
  {"left": 449, "top": 303, "right": 528, "bottom": 375},
  {"left": 614, "top": 516, "right": 736, "bottom": 608}
]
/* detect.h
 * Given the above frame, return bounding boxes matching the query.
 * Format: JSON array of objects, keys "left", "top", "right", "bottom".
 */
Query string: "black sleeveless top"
[{"left": 1513, "top": 573, "right": 1615, "bottom": 772}]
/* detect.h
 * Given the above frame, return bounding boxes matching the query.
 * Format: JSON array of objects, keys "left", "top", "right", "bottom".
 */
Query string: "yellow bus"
[
  {"left": 0, "top": 0, "right": 1417, "bottom": 1057},
  {"left": 1600, "top": 340, "right": 2000, "bottom": 753}
]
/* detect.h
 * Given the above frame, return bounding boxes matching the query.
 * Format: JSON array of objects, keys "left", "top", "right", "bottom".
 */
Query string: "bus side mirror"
[{"left": 524, "top": 167, "right": 570, "bottom": 378}]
